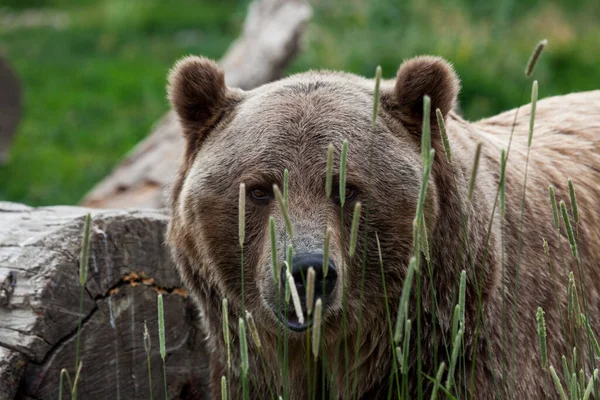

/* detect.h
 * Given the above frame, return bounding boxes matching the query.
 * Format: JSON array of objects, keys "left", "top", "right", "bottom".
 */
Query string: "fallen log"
[
  {"left": 0, "top": 202, "right": 208, "bottom": 400},
  {"left": 81, "top": 0, "right": 312, "bottom": 209}
]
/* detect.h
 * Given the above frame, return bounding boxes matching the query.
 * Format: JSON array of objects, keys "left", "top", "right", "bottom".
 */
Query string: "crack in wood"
[
  {"left": 26, "top": 273, "right": 186, "bottom": 369},
  {"left": 94, "top": 271, "right": 188, "bottom": 301}
]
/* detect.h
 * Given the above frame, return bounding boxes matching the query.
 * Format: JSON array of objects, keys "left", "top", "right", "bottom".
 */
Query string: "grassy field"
[{"left": 0, "top": 0, "right": 599, "bottom": 206}]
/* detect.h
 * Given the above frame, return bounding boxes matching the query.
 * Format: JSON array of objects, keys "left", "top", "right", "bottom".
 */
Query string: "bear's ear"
[
  {"left": 391, "top": 56, "right": 460, "bottom": 131},
  {"left": 167, "top": 56, "right": 237, "bottom": 141}
]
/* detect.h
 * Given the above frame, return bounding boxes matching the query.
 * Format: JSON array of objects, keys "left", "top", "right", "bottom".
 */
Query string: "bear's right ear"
[
  {"left": 167, "top": 56, "right": 238, "bottom": 143},
  {"left": 387, "top": 56, "right": 460, "bottom": 133}
]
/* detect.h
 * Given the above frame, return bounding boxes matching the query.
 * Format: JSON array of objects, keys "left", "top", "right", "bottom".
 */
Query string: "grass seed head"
[
  {"left": 222, "top": 298, "right": 231, "bottom": 368},
  {"left": 528, "top": 80, "right": 538, "bottom": 147},
  {"left": 436, "top": 108, "right": 452, "bottom": 164},
  {"left": 326, "top": 144, "right": 334, "bottom": 199},
  {"left": 238, "top": 183, "right": 245, "bottom": 248},
  {"left": 421, "top": 95, "right": 431, "bottom": 166},
  {"left": 245, "top": 310, "right": 262, "bottom": 351},
  {"left": 273, "top": 184, "right": 294, "bottom": 240},
  {"left": 349, "top": 202, "right": 362, "bottom": 257},
  {"left": 583, "top": 369, "right": 599, "bottom": 400},
  {"left": 79, "top": 213, "right": 92, "bottom": 287},
  {"left": 536, "top": 307, "right": 547, "bottom": 370},
  {"left": 312, "top": 298, "right": 323, "bottom": 360},
  {"left": 568, "top": 178, "right": 579, "bottom": 225},
  {"left": 560, "top": 200, "right": 578, "bottom": 259},
  {"left": 525, "top": 39, "right": 548, "bottom": 77},
  {"left": 157, "top": 294, "right": 166, "bottom": 360},
  {"left": 306, "top": 267, "right": 315, "bottom": 316},
  {"left": 238, "top": 318, "right": 249, "bottom": 375},
  {"left": 372, "top": 66, "right": 381, "bottom": 129},
  {"left": 288, "top": 272, "right": 305, "bottom": 325},
  {"left": 143, "top": 320, "right": 151, "bottom": 354},
  {"left": 550, "top": 365, "right": 568, "bottom": 400}
]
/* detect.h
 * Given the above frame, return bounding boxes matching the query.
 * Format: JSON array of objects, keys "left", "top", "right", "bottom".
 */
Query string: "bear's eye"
[
  {"left": 248, "top": 186, "right": 273, "bottom": 204},
  {"left": 333, "top": 185, "right": 358, "bottom": 205}
]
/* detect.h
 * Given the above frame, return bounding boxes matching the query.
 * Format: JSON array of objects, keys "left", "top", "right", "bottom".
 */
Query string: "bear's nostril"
[{"left": 280, "top": 253, "right": 337, "bottom": 302}]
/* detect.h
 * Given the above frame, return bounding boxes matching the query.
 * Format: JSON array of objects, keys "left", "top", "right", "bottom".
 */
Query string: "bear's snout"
[{"left": 277, "top": 253, "right": 337, "bottom": 332}]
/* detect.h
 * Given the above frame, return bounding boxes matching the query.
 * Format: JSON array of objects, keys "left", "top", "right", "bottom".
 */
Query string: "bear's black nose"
[{"left": 281, "top": 253, "right": 337, "bottom": 306}]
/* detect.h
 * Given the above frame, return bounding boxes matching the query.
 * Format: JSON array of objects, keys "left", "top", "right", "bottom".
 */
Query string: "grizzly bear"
[{"left": 165, "top": 54, "right": 600, "bottom": 399}]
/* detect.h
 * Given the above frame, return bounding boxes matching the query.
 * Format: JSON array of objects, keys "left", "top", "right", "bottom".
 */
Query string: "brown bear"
[{"left": 165, "top": 54, "right": 600, "bottom": 399}]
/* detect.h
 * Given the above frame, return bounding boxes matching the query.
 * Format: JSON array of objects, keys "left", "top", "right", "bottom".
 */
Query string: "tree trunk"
[
  {"left": 0, "top": 202, "right": 207, "bottom": 400},
  {"left": 81, "top": 0, "right": 312, "bottom": 209}
]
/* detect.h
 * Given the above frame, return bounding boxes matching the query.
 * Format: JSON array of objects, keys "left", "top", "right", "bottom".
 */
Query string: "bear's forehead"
[
  {"left": 194, "top": 71, "right": 420, "bottom": 186},
  {"left": 228, "top": 72, "right": 380, "bottom": 143}
]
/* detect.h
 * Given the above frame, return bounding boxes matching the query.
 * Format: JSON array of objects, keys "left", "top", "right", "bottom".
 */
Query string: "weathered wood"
[
  {"left": 81, "top": 0, "right": 312, "bottom": 209},
  {"left": 0, "top": 202, "right": 208, "bottom": 400},
  {"left": 0, "top": 55, "right": 22, "bottom": 165}
]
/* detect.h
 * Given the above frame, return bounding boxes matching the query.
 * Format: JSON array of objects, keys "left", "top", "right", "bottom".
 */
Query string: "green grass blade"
[
  {"left": 326, "top": 144, "right": 334, "bottom": 199},
  {"left": 528, "top": 80, "right": 538, "bottom": 147},
  {"left": 549, "top": 185, "right": 560, "bottom": 232},
  {"left": 394, "top": 257, "right": 416, "bottom": 343},
  {"left": 269, "top": 217, "right": 278, "bottom": 285},
  {"left": 273, "top": 184, "right": 294, "bottom": 240},
  {"left": 446, "top": 328, "right": 463, "bottom": 391},
  {"left": 458, "top": 270, "right": 466, "bottom": 326},
  {"left": 340, "top": 140, "right": 349, "bottom": 208},
  {"left": 560, "top": 200, "right": 578, "bottom": 259},
  {"left": 583, "top": 369, "right": 598, "bottom": 400},
  {"left": 500, "top": 149, "right": 506, "bottom": 217},
  {"left": 323, "top": 228, "right": 331, "bottom": 278}
]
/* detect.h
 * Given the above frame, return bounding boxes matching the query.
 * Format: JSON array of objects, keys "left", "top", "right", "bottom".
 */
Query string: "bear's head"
[{"left": 166, "top": 55, "right": 464, "bottom": 340}]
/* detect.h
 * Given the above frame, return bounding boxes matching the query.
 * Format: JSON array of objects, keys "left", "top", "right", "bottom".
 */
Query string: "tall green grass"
[{"left": 2, "top": 0, "right": 600, "bottom": 206}]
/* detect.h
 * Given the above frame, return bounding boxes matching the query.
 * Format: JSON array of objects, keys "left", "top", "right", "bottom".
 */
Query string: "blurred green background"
[{"left": 0, "top": 0, "right": 598, "bottom": 206}]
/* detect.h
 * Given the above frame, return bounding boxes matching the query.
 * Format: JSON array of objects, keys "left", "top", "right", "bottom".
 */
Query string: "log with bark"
[
  {"left": 0, "top": 202, "right": 208, "bottom": 400},
  {"left": 81, "top": 0, "right": 312, "bottom": 209}
]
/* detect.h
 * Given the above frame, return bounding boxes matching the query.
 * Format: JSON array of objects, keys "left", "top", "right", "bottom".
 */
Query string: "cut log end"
[{"left": 0, "top": 203, "right": 209, "bottom": 400}]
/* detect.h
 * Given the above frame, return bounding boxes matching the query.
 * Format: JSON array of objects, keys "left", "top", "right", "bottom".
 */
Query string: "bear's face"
[{"left": 167, "top": 56, "right": 459, "bottom": 338}]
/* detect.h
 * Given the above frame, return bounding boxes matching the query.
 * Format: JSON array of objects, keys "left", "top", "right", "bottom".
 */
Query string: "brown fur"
[{"left": 166, "top": 54, "right": 600, "bottom": 399}]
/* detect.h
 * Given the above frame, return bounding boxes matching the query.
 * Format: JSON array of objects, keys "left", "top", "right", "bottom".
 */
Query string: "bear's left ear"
[
  {"left": 167, "top": 56, "right": 241, "bottom": 145},
  {"left": 389, "top": 56, "right": 460, "bottom": 131}
]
